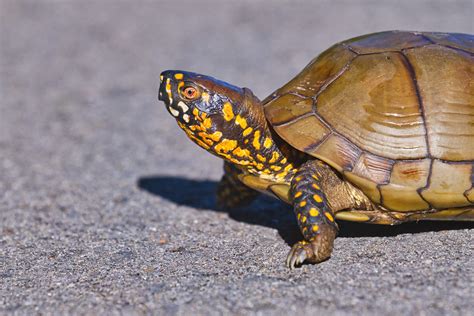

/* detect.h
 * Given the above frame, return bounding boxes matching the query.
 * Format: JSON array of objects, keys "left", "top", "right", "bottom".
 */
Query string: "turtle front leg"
[
  {"left": 287, "top": 160, "right": 339, "bottom": 269},
  {"left": 216, "top": 162, "right": 259, "bottom": 209}
]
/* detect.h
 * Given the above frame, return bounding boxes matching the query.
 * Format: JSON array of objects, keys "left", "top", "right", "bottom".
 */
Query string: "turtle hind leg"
[
  {"left": 287, "top": 160, "right": 339, "bottom": 269},
  {"left": 216, "top": 162, "right": 259, "bottom": 210}
]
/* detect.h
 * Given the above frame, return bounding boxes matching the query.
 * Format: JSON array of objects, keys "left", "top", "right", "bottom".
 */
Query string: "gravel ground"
[{"left": 1, "top": 1, "right": 473, "bottom": 315}]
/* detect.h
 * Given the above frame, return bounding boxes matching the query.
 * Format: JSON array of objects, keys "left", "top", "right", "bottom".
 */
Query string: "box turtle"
[{"left": 158, "top": 31, "right": 474, "bottom": 268}]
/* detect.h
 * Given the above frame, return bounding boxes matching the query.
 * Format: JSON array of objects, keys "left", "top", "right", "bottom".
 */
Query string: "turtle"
[{"left": 158, "top": 31, "right": 474, "bottom": 268}]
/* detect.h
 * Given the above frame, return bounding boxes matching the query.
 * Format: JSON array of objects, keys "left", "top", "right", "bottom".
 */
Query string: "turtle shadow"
[{"left": 137, "top": 176, "right": 473, "bottom": 245}]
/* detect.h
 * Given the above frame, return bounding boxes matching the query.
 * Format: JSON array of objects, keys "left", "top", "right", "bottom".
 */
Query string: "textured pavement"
[{"left": 1, "top": 1, "right": 473, "bottom": 315}]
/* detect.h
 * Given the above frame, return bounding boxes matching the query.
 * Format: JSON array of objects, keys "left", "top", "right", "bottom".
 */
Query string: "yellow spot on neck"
[
  {"left": 235, "top": 115, "right": 247, "bottom": 129},
  {"left": 223, "top": 102, "right": 234, "bottom": 121},
  {"left": 294, "top": 191, "right": 302, "bottom": 198},
  {"left": 232, "top": 147, "right": 250, "bottom": 158},
  {"left": 312, "top": 183, "right": 320, "bottom": 190},
  {"left": 243, "top": 127, "right": 253, "bottom": 137},
  {"left": 174, "top": 73, "right": 184, "bottom": 80},
  {"left": 252, "top": 130, "right": 261, "bottom": 150},
  {"left": 215, "top": 139, "right": 238, "bottom": 153},
  {"left": 263, "top": 137, "right": 272, "bottom": 149},
  {"left": 269, "top": 152, "right": 280, "bottom": 164},
  {"left": 325, "top": 212, "right": 334, "bottom": 222},
  {"left": 312, "top": 224, "right": 319, "bottom": 232},
  {"left": 270, "top": 165, "right": 282, "bottom": 171},
  {"left": 301, "top": 215, "right": 307, "bottom": 223},
  {"left": 299, "top": 201, "right": 307, "bottom": 207},
  {"left": 256, "top": 154, "right": 266, "bottom": 162},
  {"left": 313, "top": 194, "right": 323, "bottom": 203},
  {"left": 309, "top": 208, "right": 319, "bottom": 217}
]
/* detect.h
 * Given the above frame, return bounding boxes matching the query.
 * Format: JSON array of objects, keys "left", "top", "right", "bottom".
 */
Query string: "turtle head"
[
  {"left": 158, "top": 70, "right": 296, "bottom": 178},
  {"left": 158, "top": 70, "right": 267, "bottom": 160},
  {"left": 159, "top": 70, "right": 248, "bottom": 124}
]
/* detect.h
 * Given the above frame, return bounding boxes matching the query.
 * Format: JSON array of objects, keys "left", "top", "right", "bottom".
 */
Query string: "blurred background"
[{"left": 1, "top": 1, "right": 473, "bottom": 315}]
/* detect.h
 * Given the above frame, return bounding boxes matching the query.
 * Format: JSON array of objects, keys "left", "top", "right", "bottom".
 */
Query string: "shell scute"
[
  {"left": 264, "top": 31, "right": 474, "bottom": 212},
  {"left": 344, "top": 31, "right": 432, "bottom": 54}
]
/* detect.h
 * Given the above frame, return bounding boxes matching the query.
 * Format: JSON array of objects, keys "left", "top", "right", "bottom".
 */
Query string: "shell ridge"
[{"left": 399, "top": 51, "right": 432, "bottom": 158}]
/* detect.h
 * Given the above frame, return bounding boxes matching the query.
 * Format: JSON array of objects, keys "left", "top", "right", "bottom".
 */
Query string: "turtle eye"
[{"left": 182, "top": 86, "right": 200, "bottom": 100}]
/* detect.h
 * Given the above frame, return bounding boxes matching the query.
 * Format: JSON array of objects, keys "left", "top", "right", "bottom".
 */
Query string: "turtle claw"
[{"left": 286, "top": 241, "right": 310, "bottom": 269}]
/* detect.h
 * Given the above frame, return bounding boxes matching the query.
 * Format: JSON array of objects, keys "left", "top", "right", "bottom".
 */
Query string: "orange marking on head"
[
  {"left": 193, "top": 108, "right": 200, "bottom": 117},
  {"left": 187, "top": 133, "right": 210, "bottom": 150},
  {"left": 313, "top": 194, "right": 323, "bottom": 203},
  {"left": 201, "top": 92, "right": 210, "bottom": 103},
  {"left": 309, "top": 208, "right": 319, "bottom": 217},
  {"left": 208, "top": 131, "right": 223, "bottom": 142},
  {"left": 177, "top": 81, "right": 184, "bottom": 90},
  {"left": 198, "top": 132, "right": 214, "bottom": 145},
  {"left": 235, "top": 115, "right": 247, "bottom": 129},
  {"left": 174, "top": 73, "right": 184, "bottom": 80},
  {"left": 223, "top": 102, "right": 234, "bottom": 121},
  {"left": 202, "top": 118, "right": 212, "bottom": 129},
  {"left": 325, "top": 212, "right": 334, "bottom": 222},
  {"left": 252, "top": 130, "right": 261, "bottom": 150},
  {"left": 242, "top": 127, "right": 253, "bottom": 137}
]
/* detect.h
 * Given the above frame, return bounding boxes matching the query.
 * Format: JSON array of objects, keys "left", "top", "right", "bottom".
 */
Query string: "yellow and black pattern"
[
  {"left": 290, "top": 162, "right": 338, "bottom": 239},
  {"left": 287, "top": 160, "right": 339, "bottom": 268},
  {"left": 216, "top": 162, "right": 259, "bottom": 209}
]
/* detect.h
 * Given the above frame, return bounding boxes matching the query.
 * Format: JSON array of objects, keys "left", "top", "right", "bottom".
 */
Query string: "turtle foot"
[{"left": 286, "top": 226, "right": 337, "bottom": 269}]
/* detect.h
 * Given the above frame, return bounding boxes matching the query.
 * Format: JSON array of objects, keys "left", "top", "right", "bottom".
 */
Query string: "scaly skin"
[
  {"left": 287, "top": 160, "right": 339, "bottom": 268},
  {"left": 158, "top": 70, "right": 370, "bottom": 268}
]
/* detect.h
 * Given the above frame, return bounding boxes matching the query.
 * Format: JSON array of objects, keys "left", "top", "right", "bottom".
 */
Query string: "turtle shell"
[{"left": 264, "top": 31, "right": 474, "bottom": 212}]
